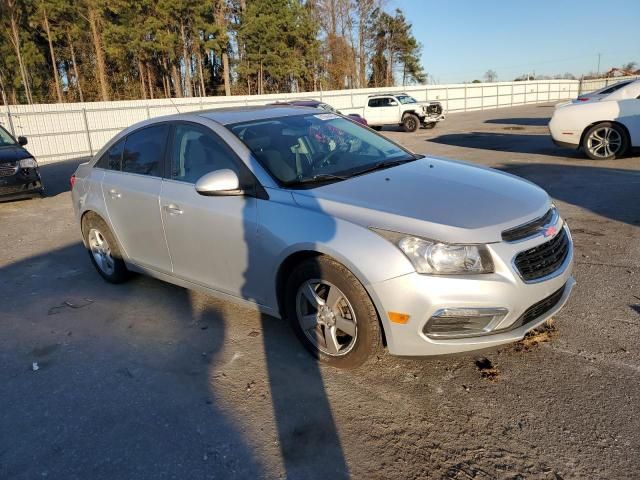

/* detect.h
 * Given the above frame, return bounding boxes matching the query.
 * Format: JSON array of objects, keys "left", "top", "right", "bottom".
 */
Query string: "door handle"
[
  {"left": 108, "top": 189, "right": 121, "bottom": 199},
  {"left": 163, "top": 204, "right": 183, "bottom": 215}
]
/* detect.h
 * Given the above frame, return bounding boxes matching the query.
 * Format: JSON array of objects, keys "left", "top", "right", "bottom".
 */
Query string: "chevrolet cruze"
[{"left": 71, "top": 106, "right": 575, "bottom": 368}]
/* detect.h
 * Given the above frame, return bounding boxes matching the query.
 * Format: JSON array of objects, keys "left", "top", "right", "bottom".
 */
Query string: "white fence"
[{"left": 0, "top": 76, "right": 633, "bottom": 164}]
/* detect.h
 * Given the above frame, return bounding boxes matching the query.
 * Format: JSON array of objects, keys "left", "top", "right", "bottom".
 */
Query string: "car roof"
[
  {"left": 368, "top": 92, "right": 409, "bottom": 97},
  {"left": 197, "top": 105, "right": 318, "bottom": 124}
]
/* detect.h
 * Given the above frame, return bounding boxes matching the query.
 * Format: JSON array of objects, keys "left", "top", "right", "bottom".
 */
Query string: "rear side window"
[
  {"left": 96, "top": 139, "right": 124, "bottom": 170},
  {"left": 122, "top": 124, "right": 168, "bottom": 177},
  {"left": 368, "top": 97, "right": 393, "bottom": 107}
]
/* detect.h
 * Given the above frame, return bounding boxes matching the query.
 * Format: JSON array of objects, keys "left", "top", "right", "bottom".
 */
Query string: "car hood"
[
  {"left": 0, "top": 145, "right": 32, "bottom": 163},
  {"left": 291, "top": 157, "right": 551, "bottom": 244}
]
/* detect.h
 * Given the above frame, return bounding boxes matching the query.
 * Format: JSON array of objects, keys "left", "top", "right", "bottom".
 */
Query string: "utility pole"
[{"left": 597, "top": 53, "right": 601, "bottom": 76}]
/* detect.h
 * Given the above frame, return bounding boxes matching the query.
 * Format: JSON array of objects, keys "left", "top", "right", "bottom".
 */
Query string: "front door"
[
  {"left": 159, "top": 122, "right": 260, "bottom": 300},
  {"left": 101, "top": 123, "right": 172, "bottom": 273}
]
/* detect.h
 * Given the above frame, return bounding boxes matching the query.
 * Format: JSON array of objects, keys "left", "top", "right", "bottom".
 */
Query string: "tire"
[
  {"left": 402, "top": 113, "right": 420, "bottom": 133},
  {"left": 423, "top": 122, "right": 436, "bottom": 130},
  {"left": 582, "top": 122, "right": 629, "bottom": 160},
  {"left": 82, "top": 213, "right": 131, "bottom": 283},
  {"left": 371, "top": 125, "right": 382, "bottom": 131},
  {"left": 284, "top": 256, "right": 384, "bottom": 369}
]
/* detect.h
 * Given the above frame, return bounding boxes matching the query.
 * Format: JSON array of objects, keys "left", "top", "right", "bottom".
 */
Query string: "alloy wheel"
[
  {"left": 295, "top": 279, "right": 358, "bottom": 356},
  {"left": 586, "top": 126, "right": 622, "bottom": 159},
  {"left": 88, "top": 228, "right": 115, "bottom": 275}
]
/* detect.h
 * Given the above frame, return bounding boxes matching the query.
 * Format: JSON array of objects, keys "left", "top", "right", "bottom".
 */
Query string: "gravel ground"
[{"left": 1, "top": 103, "right": 638, "bottom": 480}]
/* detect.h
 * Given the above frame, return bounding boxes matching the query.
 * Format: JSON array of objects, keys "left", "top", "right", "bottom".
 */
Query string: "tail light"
[{"left": 70, "top": 174, "right": 76, "bottom": 190}]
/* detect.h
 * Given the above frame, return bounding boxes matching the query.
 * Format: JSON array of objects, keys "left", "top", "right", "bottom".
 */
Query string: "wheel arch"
[
  {"left": 580, "top": 120, "right": 631, "bottom": 149},
  {"left": 275, "top": 249, "right": 388, "bottom": 346}
]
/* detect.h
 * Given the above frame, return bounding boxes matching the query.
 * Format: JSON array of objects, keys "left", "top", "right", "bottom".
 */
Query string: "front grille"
[
  {"left": 0, "top": 184, "right": 26, "bottom": 195},
  {"left": 0, "top": 163, "right": 18, "bottom": 177},
  {"left": 514, "top": 228, "right": 570, "bottom": 281},
  {"left": 502, "top": 208, "right": 555, "bottom": 242},
  {"left": 425, "top": 103, "right": 443, "bottom": 115},
  {"left": 510, "top": 284, "right": 566, "bottom": 329}
]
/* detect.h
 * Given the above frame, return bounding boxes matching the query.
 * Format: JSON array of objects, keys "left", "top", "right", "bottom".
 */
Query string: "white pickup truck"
[{"left": 363, "top": 93, "right": 445, "bottom": 132}]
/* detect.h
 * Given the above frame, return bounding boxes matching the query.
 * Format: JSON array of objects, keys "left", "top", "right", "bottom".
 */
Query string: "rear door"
[
  {"left": 366, "top": 97, "right": 400, "bottom": 125},
  {"left": 159, "top": 121, "right": 260, "bottom": 299},
  {"left": 101, "top": 123, "right": 172, "bottom": 272}
]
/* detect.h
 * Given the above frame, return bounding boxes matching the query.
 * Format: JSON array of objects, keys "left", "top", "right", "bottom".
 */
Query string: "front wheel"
[
  {"left": 285, "top": 256, "right": 384, "bottom": 369},
  {"left": 582, "top": 122, "right": 629, "bottom": 160},
  {"left": 402, "top": 113, "right": 420, "bottom": 133}
]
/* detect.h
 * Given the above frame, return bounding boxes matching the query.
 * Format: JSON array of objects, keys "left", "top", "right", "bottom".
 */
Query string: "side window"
[
  {"left": 170, "top": 123, "right": 240, "bottom": 183},
  {"left": 368, "top": 98, "right": 380, "bottom": 108},
  {"left": 121, "top": 124, "right": 168, "bottom": 177},
  {"left": 95, "top": 139, "right": 124, "bottom": 171}
]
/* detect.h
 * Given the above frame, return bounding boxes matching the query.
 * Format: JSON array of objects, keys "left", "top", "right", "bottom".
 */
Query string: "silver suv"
[{"left": 71, "top": 106, "right": 574, "bottom": 368}]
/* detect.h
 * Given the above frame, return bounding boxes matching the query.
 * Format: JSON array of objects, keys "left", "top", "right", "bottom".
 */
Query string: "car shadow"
[
  {"left": 428, "top": 132, "right": 581, "bottom": 158},
  {"left": 0, "top": 242, "right": 263, "bottom": 478},
  {"left": 39, "top": 156, "right": 90, "bottom": 196},
  {"left": 496, "top": 162, "right": 640, "bottom": 227},
  {"left": 484, "top": 117, "right": 551, "bottom": 127},
  {"left": 241, "top": 180, "right": 350, "bottom": 478}
]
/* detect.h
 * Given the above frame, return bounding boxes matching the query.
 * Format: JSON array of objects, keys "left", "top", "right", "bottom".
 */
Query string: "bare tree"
[{"left": 484, "top": 69, "right": 497, "bottom": 82}]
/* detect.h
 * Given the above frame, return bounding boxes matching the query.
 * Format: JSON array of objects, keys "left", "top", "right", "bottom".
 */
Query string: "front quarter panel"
[{"left": 256, "top": 187, "right": 415, "bottom": 312}]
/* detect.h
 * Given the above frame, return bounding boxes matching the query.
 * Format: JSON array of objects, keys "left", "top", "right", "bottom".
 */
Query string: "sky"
[{"left": 392, "top": 0, "right": 640, "bottom": 84}]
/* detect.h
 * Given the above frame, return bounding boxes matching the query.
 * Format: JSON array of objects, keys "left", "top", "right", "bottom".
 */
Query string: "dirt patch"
[
  {"left": 475, "top": 357, "right": 500, "bottom": 380},
  {"left": 515, "top": 319, "right": 557, "bottom": 351}
]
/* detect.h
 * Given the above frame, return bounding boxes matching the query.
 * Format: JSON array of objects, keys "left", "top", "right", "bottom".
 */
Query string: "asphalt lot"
[{"left": 1, "top": 103, "right": 639, "bottom": 479}]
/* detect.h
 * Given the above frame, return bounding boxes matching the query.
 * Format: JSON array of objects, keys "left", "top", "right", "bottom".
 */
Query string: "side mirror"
[
  {"left": 18, "top": 136, "right": 28, "bottom": 146},
  {"left": 195, "top": 169, "right": 243, "bottom": 196}
]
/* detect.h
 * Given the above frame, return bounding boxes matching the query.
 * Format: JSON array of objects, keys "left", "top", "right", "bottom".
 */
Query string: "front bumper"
[
  {"left": 367, "top": 225, "right": 575, "bottom": 356},
  {"left": 0, "top": 167, "right": 44, "bottom": 201}
]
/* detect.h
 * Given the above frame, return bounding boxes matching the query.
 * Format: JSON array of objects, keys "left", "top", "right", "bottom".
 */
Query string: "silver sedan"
[{"left": 71, "top": 106, "right": 574, "bottom": 368}]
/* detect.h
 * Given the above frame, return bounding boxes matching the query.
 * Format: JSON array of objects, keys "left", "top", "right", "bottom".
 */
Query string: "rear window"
[
  {"left": 600, "top": 81, "right": 632, "bottom": 95},
  {"left": 121, "top": 124, "right": 168, "bottom": 177},
  {"left": 96, "top": 139, "right": 124, "bottom": 170}
]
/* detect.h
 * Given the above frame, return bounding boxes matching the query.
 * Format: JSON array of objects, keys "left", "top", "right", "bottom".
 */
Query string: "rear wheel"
[
  {"left": 82, "top": 214, "right": 131, "bottom": 283},
  {"left": 582, "top": 122, "right": 629, "bottom": 160},
  {"left": 285, "top": 256, "right": 383, "bottom": 369},
  {"left": 402, "top": 113, "right": 420, "bottom": 133}
]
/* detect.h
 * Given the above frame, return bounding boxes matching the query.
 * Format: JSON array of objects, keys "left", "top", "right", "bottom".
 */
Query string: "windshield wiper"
[
  {"left": 351, "top": 156, "right": 417, "bottom": 177},
  {"left": 285, "top": 173, "right": 349, "bottom": 186}
]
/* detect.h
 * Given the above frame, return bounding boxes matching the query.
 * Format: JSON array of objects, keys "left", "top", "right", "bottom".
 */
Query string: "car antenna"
[{"left": 167, "top": 96, "right": 181, "bottom": 115}]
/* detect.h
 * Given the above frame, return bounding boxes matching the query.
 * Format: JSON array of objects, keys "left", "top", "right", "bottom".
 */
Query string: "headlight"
[
  {"left": 372, "top": 228, "right": 494, "bottom": 274},
  {"left": 19, "top": 158, "right": 38, "bottom": 168}
]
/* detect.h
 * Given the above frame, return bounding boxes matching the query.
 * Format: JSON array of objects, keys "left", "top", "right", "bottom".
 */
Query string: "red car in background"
[{"left": 270, "top": 99, "right": 368, "bottom": 126}]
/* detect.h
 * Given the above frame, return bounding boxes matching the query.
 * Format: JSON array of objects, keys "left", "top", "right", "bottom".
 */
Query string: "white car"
[{"left": 549, "top": 79, "right": 640, "bottom": 160}]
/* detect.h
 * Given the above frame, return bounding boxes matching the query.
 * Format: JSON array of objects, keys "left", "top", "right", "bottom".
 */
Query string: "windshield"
[
  {"left": 0, "top": 126, "right": 16, "bottom": 147},
  {"left": 229, "top": 113, "right": 415, "bottom": 186},
  {"left": 396, "top": 95, "right": 418, "bottom": 104}
]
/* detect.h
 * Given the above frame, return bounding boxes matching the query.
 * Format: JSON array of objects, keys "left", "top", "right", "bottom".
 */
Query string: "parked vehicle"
[
  {"left": 0, "top": 126, "right": 44, "bottom": 201},
  {"left": 550, "top": 79, "right": 640, "bottom": 160},
  {"left": 71, "top": 106, "right": 574, "bottom": 368},
  {"left": 270, "top": 99, "right": 368, "bottom": 125},
  {"left": 364, "top": 93, "right": 445, "bottom": 132}
]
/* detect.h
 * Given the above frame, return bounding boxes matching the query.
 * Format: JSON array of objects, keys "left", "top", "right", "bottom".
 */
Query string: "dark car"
[
  {"left": 270, "top": 99, "right": 368, "bottom": 126},
  {"left": 0, "top": 125, "right": 44, "bottom": 201}
]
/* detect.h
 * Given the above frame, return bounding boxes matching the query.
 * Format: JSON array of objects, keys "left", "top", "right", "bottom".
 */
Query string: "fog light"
[{"left": 424, "top": 308, "right": 508, "bottom": 339}]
